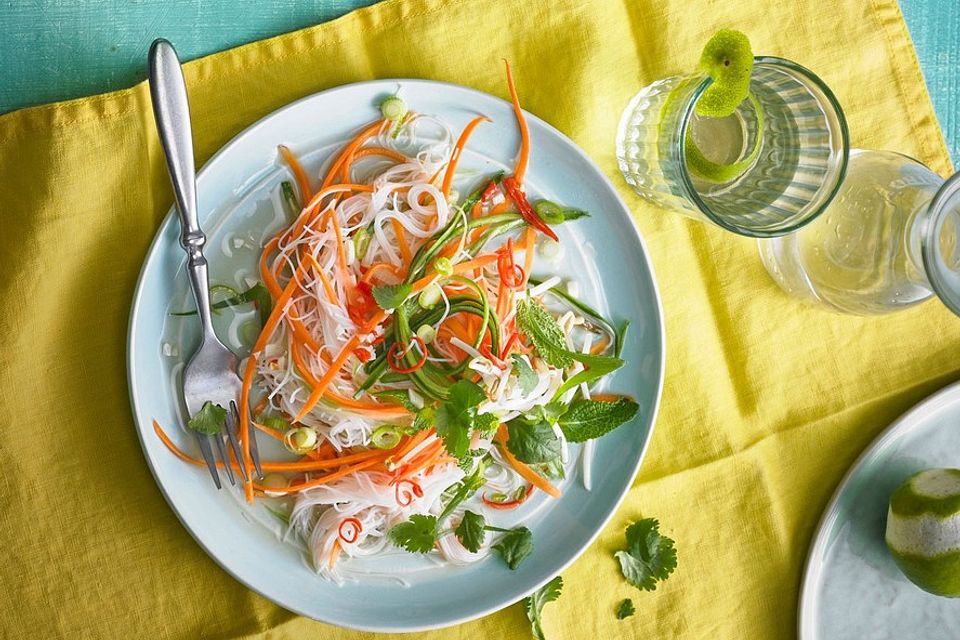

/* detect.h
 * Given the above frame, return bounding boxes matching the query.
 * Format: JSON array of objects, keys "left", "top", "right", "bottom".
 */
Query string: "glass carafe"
[
  {"left": 759, "top": 149, "right": 960, "bottom": 316},
  {"left": 616, "top": 57, "right": 850, "bottom": 237}
]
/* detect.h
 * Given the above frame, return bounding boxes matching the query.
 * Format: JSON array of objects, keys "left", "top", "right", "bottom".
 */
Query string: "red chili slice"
[
  {"left": 502, "top": 176, "right": 559, "bottom": 242},
  {"left": 394, "top": 479, "right": 424, "bottom": 506},
  {"left": 386, "top": 336, "right": 428, "bottom": 374},
  {"left": 338, "top": 517, "right": 363, "bottom": 544}
]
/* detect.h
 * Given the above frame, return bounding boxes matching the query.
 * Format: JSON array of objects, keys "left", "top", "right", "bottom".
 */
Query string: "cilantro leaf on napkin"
[
  {"left": 615, "top": 518, "right": 677, "bottom": 591},
  {"left": 524, "top": 575, "right": 563, "bottom": 640},
  {"left": 616, "top": 598, "right": 635, "bottom": 619}
]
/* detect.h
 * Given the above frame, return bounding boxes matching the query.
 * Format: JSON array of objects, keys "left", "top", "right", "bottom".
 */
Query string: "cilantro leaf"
[
  {"left": 511, "top": 354, "right": 538, "bottom": 395},
  {"left": 407, "top": 406, "right": 435, "bottom": 434},
  {"left": 187, "top": 401, "right": 226, "bottom": 436},
  {"left": 615, "top": 518, "right": 677, "bottom": 591},
  {"left": 455, "top": 510, "right": 486, "bottom": 553},
  {"left": 505, "top": 420, "right": 561, "bottom": 464},
  {"left": 516, "top": 298, "right": 573, "bottom": 368},
  {"left": 558, "top": 397, "right": 639, "bottom": 443},
  {"left": 524, "top": 575, "right": 563, "bottom": 640},
  {"left": 371, "top": 283, "right": 413, "bottom": 310},
  {"left": 435, "top": 380, "right": 488, "bottom": 459},
  {"left": 388, "top": 514, "right": 438, "bottom": 553},
  {"left": 616, "top": 598, "right": 635, "bottom": 620},
  {"left": 493, "top": 526, "right": 534, "bottom": 569}
]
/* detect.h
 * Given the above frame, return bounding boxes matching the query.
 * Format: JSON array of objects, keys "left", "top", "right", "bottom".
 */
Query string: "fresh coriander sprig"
[
  {"left": 453, "top": 510, "right": 534, "bottom": 569},
  {"left": 524, "top": 575, "right": 563, "bottom": 640},
  {"left": 616, "top": 598, "right": 635, "bottom": 620},
  {"left": 615, "top": 518, "right": 677, "bottom": 591}
]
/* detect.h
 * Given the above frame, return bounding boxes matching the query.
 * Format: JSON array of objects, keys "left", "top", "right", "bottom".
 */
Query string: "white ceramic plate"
[
  {"left": 799, "top": 381, "right": 960, "bottom": 639},
  {"left": 127, "top": 79, "right": 664, "bottom": 632}
]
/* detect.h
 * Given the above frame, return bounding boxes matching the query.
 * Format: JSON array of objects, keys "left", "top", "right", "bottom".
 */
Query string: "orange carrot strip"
[
  {"left": 494, "top": 425, "right": 561, "bottom": 498},
  {"left": 504, "top": 61, "right": 530, "bottom": 186},
  {"left": 349, "top": 146, "right": 409, "bottom": 164},
  {"left": 278, "top": 144, "right": 313, "bottom": 203},
  {"left": 303, "top": 253, "right": 338, "bottom": 304},
  {"left": 361, "top": 262, "right": 405, "bottom": 285},
  {"left": 440, "top": 115, "right": 491, "bottom": 197},
  {"left": 152, "top": 420, "right": 387, "bottom": 473},
  {"left": 256, "top": 458, "right": 384, "bottom": 494},
  {"left": 240, "top": 257, "right": 313, "bottom": 501},
  {"left": 289, "top": 342, "right": 410, "bottom": 417},
  {"left": 522, "top": 227, "right": 535, "bottom": 286},
  {"left": 321, "top": 120, "right": 386, "bottom": 190},
  {"left": 390, "top": 218, "right": 412, "bottom": 265}
]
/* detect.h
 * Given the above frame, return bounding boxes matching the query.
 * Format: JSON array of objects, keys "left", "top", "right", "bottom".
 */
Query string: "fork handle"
[{"left": 148, "top": 39, "right": 216, "bottom": 339}]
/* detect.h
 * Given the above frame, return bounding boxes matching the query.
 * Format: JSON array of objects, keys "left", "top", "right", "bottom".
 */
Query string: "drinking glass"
[
  {"left": 759, "top": 150, "right": 960, "bottom": 316},
  {"left": 617, "top": 57, "right": 850, "bottom": 237}
]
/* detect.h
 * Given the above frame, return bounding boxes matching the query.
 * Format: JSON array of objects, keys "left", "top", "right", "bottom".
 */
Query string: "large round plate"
[
  {"left": 127, "top": 79, "right": 664, "bottom": 632},
  {"left": 799, "top": 381, "right": 960, "bottom": 639}
]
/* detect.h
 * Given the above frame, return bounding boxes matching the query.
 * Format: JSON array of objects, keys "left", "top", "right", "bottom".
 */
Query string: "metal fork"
[{"left": 148, "top": 38, "right": 262, "bottom": 488}]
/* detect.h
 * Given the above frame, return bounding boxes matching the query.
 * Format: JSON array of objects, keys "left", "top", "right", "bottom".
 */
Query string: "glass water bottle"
[{"left": 759, "top": 150, "right": 960, "bottom": 316}]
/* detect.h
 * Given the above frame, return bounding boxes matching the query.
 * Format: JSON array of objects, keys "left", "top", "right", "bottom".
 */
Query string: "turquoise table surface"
[{"left": 0, "top": 1, "right": 956, "bottom": 163}]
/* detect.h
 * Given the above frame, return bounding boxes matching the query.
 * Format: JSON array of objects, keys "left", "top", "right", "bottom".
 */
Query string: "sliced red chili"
[
  {"left": 394, "top": 479, "right": 424, "bottom": 506},
  {"left": 480, "top": 179, "right": 499, "bottom": 204},
  {"left": 480, "top": 343, "right": 508, "bottom": 370},
  {"left": 386, "top": 336, "right": 428, "bottom": 374},
  {"left": 502, "top": 176, "right": 559, "bottom": 241},
  {"left": 497, "top": 237, "right": 526, "bottom": 289},
  {"left": 352, "top": 347, "right": 373, "bottom": 363},
  {"left": 338, "top": 517, "right": 363, "bottom": 544}
]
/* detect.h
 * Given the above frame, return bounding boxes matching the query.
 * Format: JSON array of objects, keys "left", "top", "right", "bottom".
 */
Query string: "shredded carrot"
[
  {"left": 504, "top": 61, "right": 530, "bottom": 186},
  {"left": 278, "top": 144, "right": 313, "bottom": 203},
  {"left": 349, "top": 146, "right": 409, "bottom": 164},
  {"left": 303, "top": 253, "right": 338, "bottom": 304},
  {"left": 328, "top": 539, "right": 341, "bottom": 569},
  {"left": 360, "top": 261, "right": 405, "bottom": 285},
  {"left": 152, "top": 420, "right": 388, "bottom": 473},
  {"left": 390, "top": 218, "right": 412, "bottom": 265},
  {"left": 494, "top": 425, "right": 561, "bottom": 498},
  {"left": 522, "top": 227, "right": 535, "bottom": 286},
  {"left": 321, "top": 120, "right": 386, "bottom": 190},
  {"left": 441, "top": 115, "right": 491, "bottom": 197}
]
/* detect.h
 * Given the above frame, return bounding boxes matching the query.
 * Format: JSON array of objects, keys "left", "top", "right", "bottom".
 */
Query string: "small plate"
[
  {"left": 799, "top": 381, "right": 960, "bottom": 639},
  {"left": 127, "top": 79, "right": 665, "bottom": 632}
]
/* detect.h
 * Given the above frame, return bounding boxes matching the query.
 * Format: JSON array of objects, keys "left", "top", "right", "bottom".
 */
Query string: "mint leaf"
[
  {"left": 187, "top": 401, "right": 226, "bottom": 436},
  {"left": 511, "top": 354, "right": 538, "bottom": 395},
  {"left": 615, "top": 518, "right": 677, "bottom": 591},
  {"left": 524, "top": 575, "right": 563, "bottom": 640},
  {"left": 372, "top": 283, "right": 412, "bottom": 310},
  {"left": 506, "top": 420, "right": 561, "bottom": 464},
  {"left": 435, "top": 380, "right": 488, "bottom": 459},
  {"left": 516, "top": 298, "right": 573, "bottom": 368},
  {"left": 558, "top": 397, "right": 639, "bottom": 443},
  {"left": 389, "top": 514, "right": 438, "bottom": 553},
  {"left": 474, "top": 412, "right": 500, "bottom": 436},
  {"left": 493, "top": 526, "right": 534, "bottom": 570},
  {"left": 455, "top": 510, "right": 486, "bottom": 553},
  {"left": 616, "top": 598, "right": 635, "bottom": 620},
  {"left": 552, "top": 351, "right": 624, "bottom": 400}
]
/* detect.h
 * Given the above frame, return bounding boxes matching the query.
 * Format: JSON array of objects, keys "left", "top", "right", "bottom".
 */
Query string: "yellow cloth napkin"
[{"left": 1, "top": 0, "right": 956, "bottom": 638}]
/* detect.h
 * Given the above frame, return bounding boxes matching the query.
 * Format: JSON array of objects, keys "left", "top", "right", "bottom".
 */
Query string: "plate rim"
[
  {"left": 127, "top": 77, "right": 666, "bottom": 632},
  {"left": 797, "top": 379, "right": 960, "bottom": 639}
]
